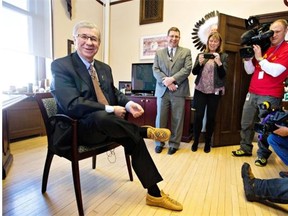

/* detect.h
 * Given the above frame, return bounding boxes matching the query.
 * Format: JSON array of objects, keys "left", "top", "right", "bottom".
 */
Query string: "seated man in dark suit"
[{"left": 50, "top": 20, "right": 182, "bottom": 211}]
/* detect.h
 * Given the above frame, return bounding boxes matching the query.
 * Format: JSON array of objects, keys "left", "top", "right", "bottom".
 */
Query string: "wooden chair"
[{"left": 34, "top": 92, "right": 133, "bottom": 216}]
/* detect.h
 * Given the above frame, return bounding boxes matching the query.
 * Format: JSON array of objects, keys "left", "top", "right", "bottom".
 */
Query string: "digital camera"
[{"left": 203, "top": 53, "right": 215, "bottom": 59}]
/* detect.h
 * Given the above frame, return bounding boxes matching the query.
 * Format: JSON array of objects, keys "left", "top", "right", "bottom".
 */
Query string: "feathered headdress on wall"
[{"left": 191, "top": 11, "right": 220, "bottom": 51}]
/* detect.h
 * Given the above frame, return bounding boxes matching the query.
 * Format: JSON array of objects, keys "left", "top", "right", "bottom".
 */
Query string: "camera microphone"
[{"left": 251, "top": 30, "right": 274, "bottom": 42}]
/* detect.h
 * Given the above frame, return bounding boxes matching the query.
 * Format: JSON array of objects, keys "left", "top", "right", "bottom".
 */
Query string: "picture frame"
[
  {"left": 118, "top": 81, "right": 132, "bottom": 95},
  {"left": 67, "top": 39, "right": 75, "bottom": 54},
  {"left": 140, "top": 34, "right": 167, "bottom": 60}
]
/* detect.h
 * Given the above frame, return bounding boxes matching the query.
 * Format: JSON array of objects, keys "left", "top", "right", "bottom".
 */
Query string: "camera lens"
[{"left": 239, "top": 47, "right": 254, "bottom": 58}]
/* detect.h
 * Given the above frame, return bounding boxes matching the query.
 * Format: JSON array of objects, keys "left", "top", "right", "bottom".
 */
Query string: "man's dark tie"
[
  {"left": 169, "top": 48, "right": 174, "bottom": 59},
  {"left": 89, "top": 64, "right": 109, "bottom": 105}
]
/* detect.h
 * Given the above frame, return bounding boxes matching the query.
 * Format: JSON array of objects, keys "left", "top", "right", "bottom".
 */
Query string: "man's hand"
[
  {"left": 162, "top": 77, "right": 175, "bottom": 87},
  {"left": 253, "top": 44, "right": 263, "bottom": 61},
  {"left": 167, "top": 83, "right": 178, "bottom": 91},
  {"left": 273, "top": 124, "right": 288, "bottom": 137},
  {"left": 113, "top": 106, "right": 126, "bottom": 118},
  {"left": 129, "top": 102, "right": 144, "bottom": 118}
]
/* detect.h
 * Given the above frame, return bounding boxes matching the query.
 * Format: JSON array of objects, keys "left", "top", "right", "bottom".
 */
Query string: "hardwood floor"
[{"left": 2, "top": 136, "right": 288, "bottom": 216}]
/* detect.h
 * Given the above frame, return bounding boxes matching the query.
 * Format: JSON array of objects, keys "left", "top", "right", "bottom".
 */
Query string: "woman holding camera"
[{"left": 191, "top": 32, "right": 228, "bottom": 153}]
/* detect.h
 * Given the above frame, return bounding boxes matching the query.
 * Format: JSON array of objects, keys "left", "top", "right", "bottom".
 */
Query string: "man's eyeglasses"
[{"left": 77, "top": 34, "right": 99, "bottom": 43}]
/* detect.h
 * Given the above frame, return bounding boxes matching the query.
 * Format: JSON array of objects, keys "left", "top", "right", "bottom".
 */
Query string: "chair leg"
[
  {"left": 42, "top": 150, "right": 54, "bottom": 193},
  {"left": 71, "top": 160, "right": 84, "bottom": 216},
  {"left": 92, "top": 155, "right": 96, "bottom": 169},
  {"left": 124, "top": 149, "right": 133, "bottom": 181}
]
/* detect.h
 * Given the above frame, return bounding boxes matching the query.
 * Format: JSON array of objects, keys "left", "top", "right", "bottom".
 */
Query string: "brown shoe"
[
  {"left": 146, "top": 190, "right": 183, "bottom": 211},
  {"left": 145, "top": 126, "right": 171, "bottom": 142}
]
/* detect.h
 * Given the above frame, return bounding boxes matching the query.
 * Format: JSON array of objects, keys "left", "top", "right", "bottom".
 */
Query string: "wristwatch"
[{"left": 257, "top": 57, "right": 264, "bottom": 62}]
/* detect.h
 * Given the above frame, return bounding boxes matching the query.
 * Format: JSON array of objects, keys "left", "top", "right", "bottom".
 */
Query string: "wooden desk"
[
  {"left": 6, "top": 95, "right": 45, "bottom": 140},
  {"left": 2, "top": 94, "right": 28, "bottom": 179}
]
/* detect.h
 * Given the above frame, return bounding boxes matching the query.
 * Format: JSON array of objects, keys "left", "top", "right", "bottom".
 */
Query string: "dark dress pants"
[{"left": 78, "top": 110, "right": 163, "bottom": 188}]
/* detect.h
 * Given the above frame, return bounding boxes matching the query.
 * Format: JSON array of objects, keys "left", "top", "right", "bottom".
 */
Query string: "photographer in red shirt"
[{"left": 232, "top": 19, "right": 288, "bottom": 167}]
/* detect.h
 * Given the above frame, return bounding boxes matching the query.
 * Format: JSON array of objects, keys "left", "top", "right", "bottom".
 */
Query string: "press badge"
[
  {"left": 258, "top": 71, "right": 264, "bottom": 79},
  {"left": 245, "top": 92, "right": 250, "bottom": 101}
]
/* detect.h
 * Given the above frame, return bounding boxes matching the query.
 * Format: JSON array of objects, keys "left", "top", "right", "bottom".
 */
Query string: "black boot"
[
  {"left": 204, "top": 140, "right": 211, "bottom": 153},
  {"left": 191, "top": 141, "right": 198, "bottom": 152}
]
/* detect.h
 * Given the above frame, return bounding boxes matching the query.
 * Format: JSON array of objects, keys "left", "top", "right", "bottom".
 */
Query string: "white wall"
[
  {"left": 52, "top": 0, "right": 104, "bottom": 59},
  {"left": 109, "top": 0, "right": 288, "bottom": 93}
]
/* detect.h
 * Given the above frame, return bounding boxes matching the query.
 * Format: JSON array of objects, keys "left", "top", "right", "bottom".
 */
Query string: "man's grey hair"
[{"left": 72, "top": 20, "right": 101, "bottom": 42}]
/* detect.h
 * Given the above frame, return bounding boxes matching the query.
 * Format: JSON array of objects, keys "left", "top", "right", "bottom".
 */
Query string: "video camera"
[
  {"left": 254, "top": 101, "right": 288, "bottom": 138},
  {"left": 239, "top": 17, "right": 274, "bottom": 58}
]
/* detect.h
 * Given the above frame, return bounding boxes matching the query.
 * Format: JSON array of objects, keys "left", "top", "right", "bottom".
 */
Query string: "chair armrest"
[
  {"left": 49, "top": 114, "right": 76, "bottom": 123},
  {"left": 47, "top": 114, "right": 78, "bottom": 157}
]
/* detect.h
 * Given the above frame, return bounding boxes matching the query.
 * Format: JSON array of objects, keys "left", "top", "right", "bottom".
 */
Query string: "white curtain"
[{"left": 1, "top": 0, "right": 52, "bottom": 91}]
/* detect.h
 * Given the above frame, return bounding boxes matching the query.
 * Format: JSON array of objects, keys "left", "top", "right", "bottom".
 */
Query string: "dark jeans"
[
  {"left": 254, "top": 178, "right": 288, "bottom": 204},
  {"left": 267, "top": 134, "right": 288, "bottom": 165},
  {"left": 78, "top": 111, "right": 163, "bottom": 189}
]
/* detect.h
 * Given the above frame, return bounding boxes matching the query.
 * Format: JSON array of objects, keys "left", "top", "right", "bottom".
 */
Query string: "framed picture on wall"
[
  {"left": 140, "top": 34, "right": 167, "bottom": 60},
  {"left": 67, "top": 39, "right": 75, "bottom": 54}
]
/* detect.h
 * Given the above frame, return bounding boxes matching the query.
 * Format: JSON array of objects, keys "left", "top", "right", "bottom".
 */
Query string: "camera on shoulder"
[{"left": 239, "top": 17, "right": 273, "bottom": 58}]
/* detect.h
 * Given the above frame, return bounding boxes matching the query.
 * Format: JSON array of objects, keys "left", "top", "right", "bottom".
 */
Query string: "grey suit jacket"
[
  {"left": 152, "top": 46, "right": 192, "bottom": 97},
  {"left": 50, "top": 52, "right": 129, "bottom": 119}
]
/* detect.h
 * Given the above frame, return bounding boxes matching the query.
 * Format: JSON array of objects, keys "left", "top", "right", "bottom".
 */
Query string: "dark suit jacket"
[{"left": 50, "top": 52, "right": 129, "bottom": 119}]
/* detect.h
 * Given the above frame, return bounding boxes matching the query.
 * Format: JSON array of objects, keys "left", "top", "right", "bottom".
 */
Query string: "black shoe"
[
  {"left": 168, "top": 147, "right": 177, "bottom": 155},
  {"left": 279, "top": 171, "right": 288, "bottom": 178},
  {"left": 241, "top": 163, "right": 260, "bottom": 202},
  {"left": 155, "top": 146, "right": 163, "bottom": 153},
  {"left": 232, "top": 149, "right": 252, "bottom": 157},
  {"left": 191, "top": 142, "right": 198, "bottom": 152},
  {"left": 204, "top": 144, "right": 211, "bottom": 153},
  {"left": 254, "top": 157, "right": 267, "bottom": 167}
]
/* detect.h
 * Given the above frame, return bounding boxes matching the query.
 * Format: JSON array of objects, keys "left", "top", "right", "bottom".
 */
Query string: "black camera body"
[
  {"left": 239, "top": 23, "right": 273, "bottom": 58},
  {"left": 254, "top": 102, "right": 288, "bottom": 136},
  {"left": 203, "top": 53, "right": 215, "bottom": 59}
]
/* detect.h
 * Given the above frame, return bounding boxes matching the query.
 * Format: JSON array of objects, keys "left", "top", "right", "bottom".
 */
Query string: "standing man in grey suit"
[{"left": 153, "top": 27, "right": 192, "bottom": 155}]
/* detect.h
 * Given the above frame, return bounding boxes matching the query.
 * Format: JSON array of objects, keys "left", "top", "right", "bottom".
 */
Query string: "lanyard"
[{"left": 265, "top": 40, "right": 284, "bottom": 61}]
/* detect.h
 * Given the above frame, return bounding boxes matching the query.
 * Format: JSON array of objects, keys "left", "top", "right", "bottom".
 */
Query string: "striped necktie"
[{"left": 89, "top": 64, "right": 109, "bottom": 105}]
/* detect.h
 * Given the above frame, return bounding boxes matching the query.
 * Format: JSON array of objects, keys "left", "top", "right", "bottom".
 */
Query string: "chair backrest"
[
  {"left": 34, "top": 92, "right": 57, "bottom": 132},
  {"left": 43, "top": 98, "right": 57, "bottom": 118}
]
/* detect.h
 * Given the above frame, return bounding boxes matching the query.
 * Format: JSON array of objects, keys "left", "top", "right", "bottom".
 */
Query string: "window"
[{"left": 1, "top": 0, "right": 52, "bottom": 93}]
